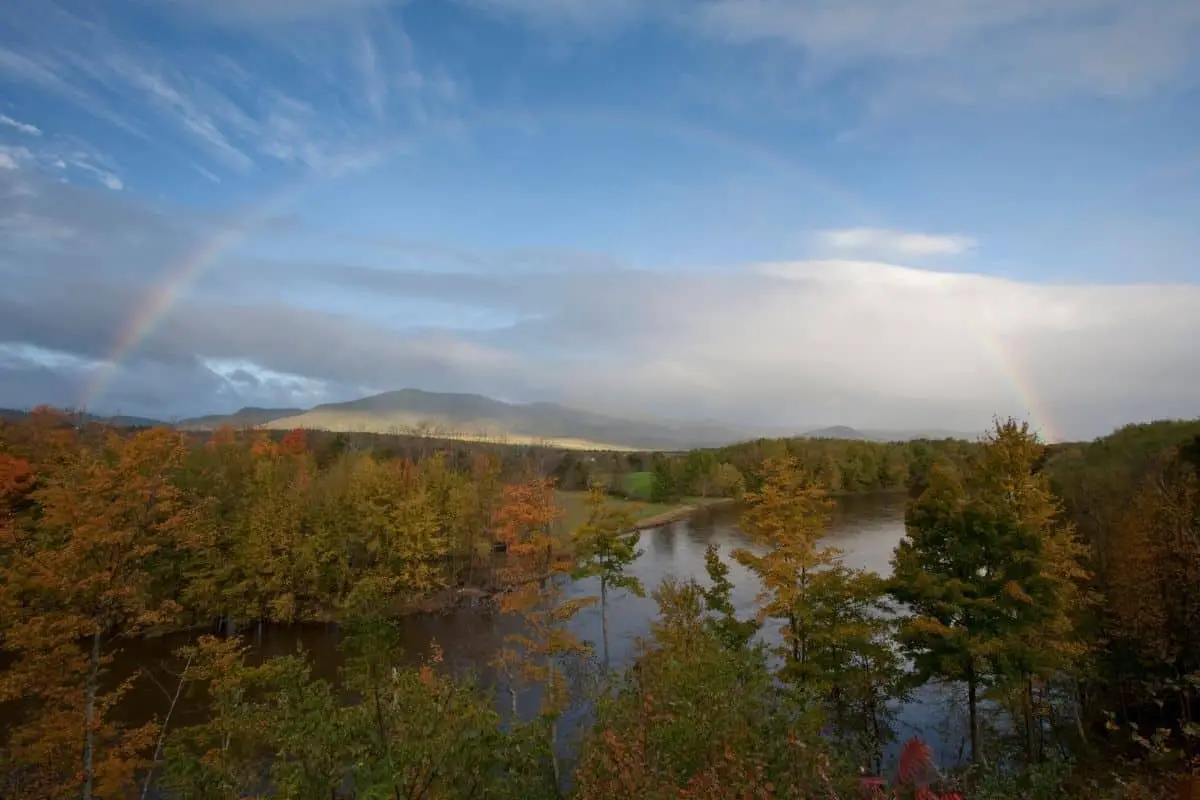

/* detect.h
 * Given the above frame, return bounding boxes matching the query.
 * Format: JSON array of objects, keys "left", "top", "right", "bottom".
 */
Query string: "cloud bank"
[{"left": 0, "top": 169, "right": 1196, "bottom": 441}]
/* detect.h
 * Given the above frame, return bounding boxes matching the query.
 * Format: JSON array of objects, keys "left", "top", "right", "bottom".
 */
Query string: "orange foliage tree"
[
  {"left": 1, "top": 423, "right": 192, "bottom": 798},
  {"left": 492, "top": 477, "right": 595, "bottom": 791}
]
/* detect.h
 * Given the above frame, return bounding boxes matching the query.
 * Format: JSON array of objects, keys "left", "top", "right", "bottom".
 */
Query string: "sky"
[{"left": 1, "top": 0, "right": 1198, "bottom": 442}]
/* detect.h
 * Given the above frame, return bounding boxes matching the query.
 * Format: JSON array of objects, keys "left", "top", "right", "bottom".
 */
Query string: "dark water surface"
[{"left": 117, "top": 493, "right": 968, "bottom": 768}]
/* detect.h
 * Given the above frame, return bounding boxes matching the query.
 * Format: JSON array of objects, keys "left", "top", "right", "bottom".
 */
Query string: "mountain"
[
  {"left": 859, "top": 427, "right": 981, "bottom": 442},
  {"left": 2, "top": 393, "right": 980, "bottom": 451},
  {"left": 801, "top": 425, "right": 870, "bottom": 440},
  {"left": 177, "top": 406, "right": 305, "bottom": 430},
  {"left": 261, "top": 389, "right": 755, "bottom": 451}
]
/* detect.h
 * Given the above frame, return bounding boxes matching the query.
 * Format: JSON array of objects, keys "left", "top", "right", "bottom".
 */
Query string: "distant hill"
[
  {"left": 0, "top": 408, "right": 164, "bottom": 428},
  {"left": 799, "top": 425, "right": 978, "bottom": 443},
  {"left": 801, "top": 425, "right": 870, "bottom": 440},
  {"left": 860, "top": 427, "right": 981, "bottom": 442},
  {"left": 178, "top": 407, "right": 304, "bottom": 431},
  {"left": 261, "top": 389, "right": 755, "bottom": 451},
  {"left": 1, "top": 393, "right": 981, "bottom": 451}
]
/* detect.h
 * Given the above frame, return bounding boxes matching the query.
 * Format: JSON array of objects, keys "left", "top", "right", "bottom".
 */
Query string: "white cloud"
[
  {"left": 0, "top": 114, "right": 42, "bottom": 135},
  {"left": 817, "top": 227, "right": 977, "bottom": 258},
  {"left": 0, "top": 145, "right": 32, "bottom": 170},
  {"left": 4, "top": 195, "right": 1198, "bottom": 439},
  {"left": 8, "top": 166, "right": 1190, "bottom": 441}
]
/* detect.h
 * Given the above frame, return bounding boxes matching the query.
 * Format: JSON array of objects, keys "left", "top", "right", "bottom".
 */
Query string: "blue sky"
[{"left": 1, "top": 0, "right": 1198, "bottom": 439}]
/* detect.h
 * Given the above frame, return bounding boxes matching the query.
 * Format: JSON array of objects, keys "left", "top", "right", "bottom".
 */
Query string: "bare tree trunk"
[
  {"left": 82, "top": 628, "right": 101, "bottom": 800},
  {"left": 549, "top": 718, "right": 561, "bottom": 796},
  {"left": 1073, "top": 678, "right": 1088, "bottom": 745},
  {"left": 1024, "top": 674, "right": 1036, "bottom": 764},
  {"left": 600, "top": 580, "right": 610, "bottom": 671},
  {"left": 141, "top": 652, "right": 194, "bottom": 800},
  {"left": 966, "top": 659, "right": 980, "bottom": 764}
]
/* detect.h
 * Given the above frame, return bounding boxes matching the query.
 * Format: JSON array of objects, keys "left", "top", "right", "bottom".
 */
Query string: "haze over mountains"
[{"left": 5, "top": 389, "right": 976, "bottom": 450}]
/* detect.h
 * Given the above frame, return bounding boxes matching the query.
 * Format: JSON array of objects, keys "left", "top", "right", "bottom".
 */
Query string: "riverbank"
[
  {"left": 628, "top": 497, "right": 736, "bottom": 530},
  {"left": 553, "top": 490, "right": 734, "bottom": 533}
]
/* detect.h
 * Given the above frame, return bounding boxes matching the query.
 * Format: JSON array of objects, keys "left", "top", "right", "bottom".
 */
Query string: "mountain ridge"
[{"left": 1, "top": 391, "right": 979, "bottom": 450}]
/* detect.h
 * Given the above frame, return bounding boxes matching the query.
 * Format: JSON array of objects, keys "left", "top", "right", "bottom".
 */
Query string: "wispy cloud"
[
  {"left": 0, "top": 134, "right": 123, "bottom": 191},
  {"left": 456, "top": 0, "right": 1200, "bottom": 108},
  {"left": 164, "top": 0, "right": 400, "bottom": 26},
  {"left": 817, "top": 227, "right": 977, "bottom": 258},
  {"left": 101, "top": 55, "right": 256, "bottom": 171},
  {"left": 0, "top": 114, "right": 41, "bottom": 136},
  {"left": 0, "top": 2, "right": 458, "bottom": 181},
  {"left": 0, "top": 45, "right": 144, "bottom": 137},
  {"left": 355, "top": 24, "right": 388, "bottom": 119}
]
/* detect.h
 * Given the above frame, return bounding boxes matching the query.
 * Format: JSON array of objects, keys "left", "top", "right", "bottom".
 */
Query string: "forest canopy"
[{"left": 1, "top": 408, "right": 1198, "bottom": 798}]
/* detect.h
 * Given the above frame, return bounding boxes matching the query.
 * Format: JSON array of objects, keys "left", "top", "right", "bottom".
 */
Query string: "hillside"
[
  {"left": 0, "top": 408, "right": 164, "bottom": 428},
  {"left": 260, "top": 389, "right": 755, "bottom": 451},
  {"left": 801, "top": 425, "right": 869, "bottom": 440},
  {"left": 177, "top": 406, "right": 304, "bottom": 430},
  {"left": 3, "top": 393, "right": 980, "bottom": 451},
  {"left": 798, "top": 425, "right": 979, "bottom": 443}
]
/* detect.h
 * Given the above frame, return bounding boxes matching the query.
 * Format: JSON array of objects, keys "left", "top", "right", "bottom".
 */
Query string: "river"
[{"left": 116, "top": 492, "right": 969, "bottom": 768}]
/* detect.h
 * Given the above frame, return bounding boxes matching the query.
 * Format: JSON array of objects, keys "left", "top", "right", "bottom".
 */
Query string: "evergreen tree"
[{"left": 890, "top": 418, "right": 1090, "bottom": 763}]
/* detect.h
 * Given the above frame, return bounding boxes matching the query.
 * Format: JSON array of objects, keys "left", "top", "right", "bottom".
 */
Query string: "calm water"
[{"left": 117, "top": 493, "right": 969, "bottom": 767}]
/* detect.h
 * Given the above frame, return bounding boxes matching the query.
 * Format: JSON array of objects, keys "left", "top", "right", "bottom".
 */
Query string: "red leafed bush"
[{"left": 858, "top": 737, "right": 961, "bottom": 800}]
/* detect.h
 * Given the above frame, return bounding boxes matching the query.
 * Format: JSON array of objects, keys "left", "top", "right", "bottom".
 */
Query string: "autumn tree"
[
  {"left": 161, "top": 635, "right": 350, "bottom": 798},
  {"left": 571, "top": 483, "right": 645, "bottom": 668},
  {"left": 235, "top": 433, "right": 325, "bottom": 626},
  {"left": 1103, "top": 440, "right": 1200, "bottom": 733},
  {"left": 732, "top": 457, "right": 906, "bottom": 767},
  {"left": 492, "top": 478, "right": 595, "bottom": 792},
  {"left": 1, "top": 426, "right": 191, "bottom": 798},
  {"left": 573, "top": 577, "right": 840, "bottom": 799},
  {"left": 732, "top": 457, "right": 838, "bottom": 676}
]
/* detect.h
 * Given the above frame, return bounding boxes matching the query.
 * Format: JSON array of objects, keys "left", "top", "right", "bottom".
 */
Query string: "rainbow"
[
  {"left": 967, "top": 317, "right": 1059, "bottom": 444},
  {"left": 81, "top": 186, "right": 302, "bottom": 411}
]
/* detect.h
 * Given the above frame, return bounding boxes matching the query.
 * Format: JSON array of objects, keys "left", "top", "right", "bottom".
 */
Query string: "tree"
[
  {"left": 700, "top": 544, "right": 759, "bottom": 651},
  {"left": 1103, "top": 442, "right": 1200, "bottom": 732},
  {"left": 1, "top": 426, "right": 191, "bottom": 798},
  {"left": 571, "top": 483, "right": 645, "bottom": 669},
  {"left": 492, "top": 478, "right": 595, "bottom": 793},
  {"left": 649, "top": 454, "right": 681, "bottom": 503},
  {"left": 890, "top": 418, "right": 1089, "bottom": 764},
  {"left": 712, "top": 462, "right": 745, "bottom": 499},
  {"left": 731, "top": 457, "right": 838, "bottom": 676},
  {"left": 573, "top": 577, "right": 838, "bottom": 799}
]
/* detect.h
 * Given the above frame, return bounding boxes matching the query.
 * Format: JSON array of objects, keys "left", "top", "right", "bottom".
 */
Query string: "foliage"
[
  {"left": 573, "top": 577, "right": 839, "bottom": 799},
  {"left": 700, "top": 543, "right": 759, "bottom": 651},
  {"left": 571, "top": 483, "right": 645, "bottom": 666},
  {"left": 890, "top": 418, "right": 1093, "bottom": 764},
  {"left": 4, "top": 408, "right": 1200, "bottom": 797}
]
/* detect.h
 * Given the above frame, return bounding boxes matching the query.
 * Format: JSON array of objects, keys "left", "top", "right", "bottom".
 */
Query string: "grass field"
[
  {"left": 620, "top": 471, "right": 655, "bottom": 500},
  {"left": 553, "top": 490, "right": 729, "bottom": 536}
]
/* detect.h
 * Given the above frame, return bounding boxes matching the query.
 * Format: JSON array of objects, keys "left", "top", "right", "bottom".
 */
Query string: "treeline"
[
  {"left": 642, "top": 436, "right": 979, "bottom": 501},
  {"left": 3, "top": 407, "right": 1200, "bottom": 798},
  {"left": 1045, "top": 419, "right": 1200, "bottom": 750}
]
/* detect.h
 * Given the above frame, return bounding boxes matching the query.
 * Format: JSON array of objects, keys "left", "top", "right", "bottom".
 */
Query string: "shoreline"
[{"left": 630, "top": 497, "right": 737, "bottom": 531}]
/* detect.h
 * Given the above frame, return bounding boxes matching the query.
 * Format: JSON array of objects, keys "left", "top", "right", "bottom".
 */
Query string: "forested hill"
[
  {"left": 1045, "top": 418, "right": 1200, "bottom": 545},
  {"left": 636, "top": 435, "right": 981, "bottom": 501}
]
